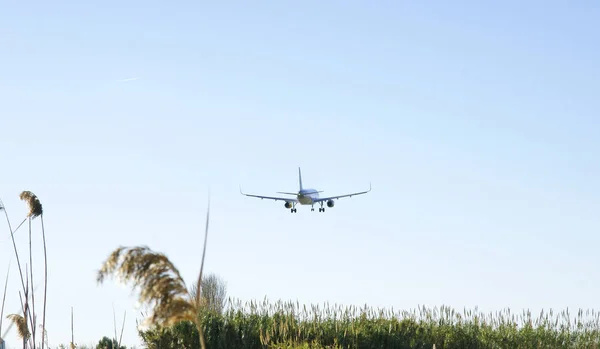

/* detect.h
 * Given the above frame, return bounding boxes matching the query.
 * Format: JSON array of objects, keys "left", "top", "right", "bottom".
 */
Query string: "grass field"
[{"left": 138, "top": 298, "right": 600, "bottom": 348}]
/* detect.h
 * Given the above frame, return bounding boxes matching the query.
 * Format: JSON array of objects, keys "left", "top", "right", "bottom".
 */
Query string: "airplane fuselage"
[{"left": 297, "top": 188, "right": 320, "bottom": 205}]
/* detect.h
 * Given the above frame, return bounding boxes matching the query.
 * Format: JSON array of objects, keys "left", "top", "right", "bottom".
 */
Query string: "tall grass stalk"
[
  {"left": 16, "top": 268, "right": 29, "bottom": 349},
  {"left": 20, "top": 191, "right": 45, "bottom": 349},
  {"left": 27, "top": 217, "right": 37, "bottom": 348},
  {"left": 194, "top": 197, "right": 210, "bottom": 349},
  {"left": 112, "top": 304, "right": 118, "bottom": 347},
  {"left": 1, "top": 200, "right": 30, "bottom": 322},
  {"left": 1, "top": 199, "right": 34, "bottom": 346},
  {"left": 118, "top": 311, "right": 126, "bottom": 348},
  {"left": 39, "top": 214, "right": 48, "bottom": 349},
  {"left": 112, "top": 305, "right": 126, "bottom": 348},
  {"left": 70, "top": 307, "right": 75, "bottom": 349},
  {"left": 1, "top": 192, "right": 47, "bottom": 349},
  {"left": 0, "top": 261, "right": 10, "bottom": 346}
]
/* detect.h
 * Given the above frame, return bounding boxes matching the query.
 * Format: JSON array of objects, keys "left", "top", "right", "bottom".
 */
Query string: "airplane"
[{"left": 240, "top": 167, "right": 371, "bottom": 213}]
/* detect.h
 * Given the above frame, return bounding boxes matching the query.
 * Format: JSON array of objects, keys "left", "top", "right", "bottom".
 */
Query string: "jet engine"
[
  {"left": 284, "top": 201, "right": 292, "bottom": 209},
  {"left": 327, "top": 199, "right": 335, "bottom": 208}
]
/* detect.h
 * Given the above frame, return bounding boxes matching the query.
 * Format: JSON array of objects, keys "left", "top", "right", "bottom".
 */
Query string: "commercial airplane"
[{"left": 240, "top": 167, "right": 371, "bottom": 213}]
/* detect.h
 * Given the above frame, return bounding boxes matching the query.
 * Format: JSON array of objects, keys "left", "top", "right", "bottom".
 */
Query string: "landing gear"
[
  {"left": 317, "top": 202, "right": 325, "bottom": 212},
  {"left": 290, "top": 202, "right": 297, "bottom": 213}
]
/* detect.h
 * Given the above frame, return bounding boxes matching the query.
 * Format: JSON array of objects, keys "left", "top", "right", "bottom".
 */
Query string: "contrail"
[{"left": 116, "top": 77, "right": 141, "bottom": 82}]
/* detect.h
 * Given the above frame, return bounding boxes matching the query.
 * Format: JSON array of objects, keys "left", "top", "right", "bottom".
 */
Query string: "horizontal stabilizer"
[{"left": 276, "top": 192, "right": 298, "bottom": 195}]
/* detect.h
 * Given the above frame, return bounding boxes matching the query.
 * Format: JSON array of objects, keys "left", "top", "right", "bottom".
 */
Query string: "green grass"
[{"left": 138, "top": 298, "right": 600, "bottom": 348}]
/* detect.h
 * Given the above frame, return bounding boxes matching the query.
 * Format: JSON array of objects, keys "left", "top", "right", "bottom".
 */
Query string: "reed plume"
[
  {"left": 6, "top": 314, "right": 29, "bottom": 342},
  {"left": 97, "top": 246, "right": 195, "bottom": 325},
  {"left": 19, "top": 191, "right": 43, "bottom": 219},
  {"left": 98, "top": 198, "right": 211, "bottom": 349}
]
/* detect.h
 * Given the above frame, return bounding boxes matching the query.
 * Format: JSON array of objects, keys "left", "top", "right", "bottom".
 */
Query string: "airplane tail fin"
[{"left": 298, "top": 167, "right": 303, "bottom": 191}]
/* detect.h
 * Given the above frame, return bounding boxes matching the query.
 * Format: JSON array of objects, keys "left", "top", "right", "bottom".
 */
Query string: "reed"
[
  {"left": 1, "top": 191, "right": 48, "bottom": 349},
  {"left": 0, "top": 199, "right": 31, "bottom": 335},
  {"left": 70, "top": 307, "right": 75, "bottom": 349},
  {"left": 0, "top": 262, "right": 11, "bottom": 348},
  {"left": 139, "top": 298, "right": 600, "bottom": 348},
  {"left": 111, "top": 305, "right": 126, "bottom": 349},
  {"left": 98, "top": 197, "right": 212, "bottom": 349}
]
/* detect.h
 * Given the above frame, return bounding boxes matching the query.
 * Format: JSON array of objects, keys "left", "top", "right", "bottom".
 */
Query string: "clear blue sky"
[{"left": 1, "top": 0, "right": 599, "bottom": 347}]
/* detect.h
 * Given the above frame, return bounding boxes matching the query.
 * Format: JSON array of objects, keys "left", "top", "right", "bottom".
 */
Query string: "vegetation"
[
  {"left": 95, "top": 336, "right": 126, "bottom": 349},
  {"left": 138, "top": 299, "right": 600, "bottom": 348},
  {"left": 4, "top": 190, "right": 600, "bottom": 349},
  {"left": 195, "top": 274, "right": 227, "bottom": 316}
]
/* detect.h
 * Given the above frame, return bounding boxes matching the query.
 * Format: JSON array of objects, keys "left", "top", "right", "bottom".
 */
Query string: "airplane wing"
[
  {"left": 240, "top": 187, "right": 298, "bottom": 202},
  {"left": 313, "top": 183, "right": 372, "bottom": 202}
]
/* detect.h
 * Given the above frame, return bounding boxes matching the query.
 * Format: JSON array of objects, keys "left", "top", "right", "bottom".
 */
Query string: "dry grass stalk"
[
  {"left": 0, "top": 262, "right": 10, "bottom": 345},
  {"left": 195, "top": 198, "right": 210, "bottom": 349},
  {"left": 70, "top": 307, "right": 75, "bottom": 349},
  {"left": 39, "top": 214, "right": 48, "bottom": 349},
  {"left": 13, "top": 270, "right": 30, "bottom": 349},
  {"left": 27, "top": 217, "right": 37, "bottom": 348},
  {"left": 0, "top": 191, "right": 48, "bottom": 349},
  {"left": 18, "top": 191, "right": 48, "bottom": 349},
  {"left": 118, "top": 310, "right": 126, "bottom": 348},
  {"left": 111, "top": 305, "right": 126, "bottom": 349},
  {"left": 0, "top": 199, "right": 34, "bottom": 346}
]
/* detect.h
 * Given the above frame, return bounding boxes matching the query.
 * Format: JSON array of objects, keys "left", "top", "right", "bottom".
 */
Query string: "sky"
[{"left": 1, "top": 0, "right": 599, "bottom": 347}]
